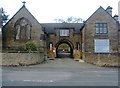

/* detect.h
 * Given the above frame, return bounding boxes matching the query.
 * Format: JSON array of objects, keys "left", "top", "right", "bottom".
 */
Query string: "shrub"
[{"left": 25, "top": 41, "right": 37, "bottom": 52}]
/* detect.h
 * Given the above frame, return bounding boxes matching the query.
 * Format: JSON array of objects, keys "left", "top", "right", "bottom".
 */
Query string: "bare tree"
[
  {"left": 66, "top": 16, "right": 84, "bottom": 23},
  {"left": 54, "top": 18, "right": 65, "bottom": 23},
  {"left": 54, "top": 16, "right": 84, "bottom": 23},
  {"left": 0, "top": 8, "right": 9, "bottom": 28}
]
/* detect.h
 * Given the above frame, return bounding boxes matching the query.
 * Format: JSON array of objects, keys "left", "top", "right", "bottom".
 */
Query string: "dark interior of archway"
[{"left": 56, "top": 42, "right": 73, "bottom": 58}]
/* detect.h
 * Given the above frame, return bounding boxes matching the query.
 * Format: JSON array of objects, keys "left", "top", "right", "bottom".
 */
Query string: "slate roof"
[{"left": 41, "top": 23, "right": 84, "bottom": 33}]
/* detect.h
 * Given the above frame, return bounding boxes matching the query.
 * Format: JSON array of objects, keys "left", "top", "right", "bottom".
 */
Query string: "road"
[{"left": 2, "top": 58, "right": 118, "bottom": 86}]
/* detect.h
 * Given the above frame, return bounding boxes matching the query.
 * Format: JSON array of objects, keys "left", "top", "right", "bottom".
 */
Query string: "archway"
[{"left": 56, "top": 39, "right": 73, "bottom": 58}]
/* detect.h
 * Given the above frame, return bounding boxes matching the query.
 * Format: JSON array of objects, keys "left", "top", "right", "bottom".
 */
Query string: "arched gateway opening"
[{"left": 56, "top": 39, "right": 73, "bottom": 58}]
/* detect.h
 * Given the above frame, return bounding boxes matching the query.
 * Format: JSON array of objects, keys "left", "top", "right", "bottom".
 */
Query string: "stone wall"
[
  {"left": 0, "top": 32, "right": 2, "bottom": 66},
  {"left": 2, "top": 52, "right": 45, "bottom": 66},
  {"left": 84, "top": 52, "right": 119, "bottom": 67},
  {"left": 73, "top": 50, "right": 81, "bottom": 59},
  {"left": 119, "top": 31, "right": 120, "bottom": 53}
]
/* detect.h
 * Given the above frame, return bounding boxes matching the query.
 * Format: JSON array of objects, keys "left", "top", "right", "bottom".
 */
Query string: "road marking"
[{"left": 23, "top": 80, "right": 54, "bottom": 83}]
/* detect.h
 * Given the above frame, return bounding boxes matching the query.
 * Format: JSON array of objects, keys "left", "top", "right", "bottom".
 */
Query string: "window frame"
[
  {"left": 95, "top": 23, "right": 108, "bottom": 34},
  {"left": 59, "top": 29, "right": 70, "bottom": 37}
]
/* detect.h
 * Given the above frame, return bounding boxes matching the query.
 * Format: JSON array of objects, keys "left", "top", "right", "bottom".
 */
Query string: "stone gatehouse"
[
  {"left": 41, "top": 23, "right": 84, "bottom": 59},
  {"left": 2, "top": 3, "right": 120, "bottom": 66}
]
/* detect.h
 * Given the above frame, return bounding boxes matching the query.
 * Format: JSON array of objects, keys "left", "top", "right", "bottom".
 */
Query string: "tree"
[
  {"left": 54, "top": 16, "right": 84, "bottom": 23},
  {"left": 66, "top": 16, "right": 84, "bottom": 23},
  {"left": 0, "top": 8, "right": 9, "bottom": 28},
  {"left": 54, "top": 18, "right": 65, "bottom": 23}
]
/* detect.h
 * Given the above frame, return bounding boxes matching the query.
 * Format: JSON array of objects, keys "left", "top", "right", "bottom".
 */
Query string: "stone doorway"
[{"left": 56, "top": 39, "right": 73, "bottom": 58}]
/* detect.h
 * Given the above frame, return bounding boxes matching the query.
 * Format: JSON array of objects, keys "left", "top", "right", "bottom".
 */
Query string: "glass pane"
[
  {"left": 95, "top": 39, "right": 109, "bottom": 46},
  {"left": 96, "top": 28, "right": 99, "bottom": 33},
  {"left": 60, "top": 30, "right": 62, "bottom": 36},
  {"left": 60, "top": 30, "right": 69, "bottom": 36},
  {"left": 100, "top": 28, "right": 103, "bottom": 33},
  {"left": 50, "top": 43, "right": 52, "bottom": 50},
  {"left": 100, "top": 23, "right": 103, "bottom": 27},
  {"left": 63, "top": 30, "right": 65, "bottom": 35},
  {"left": 65, "top": 30, "right": 67, "bottom": 36},
  {"left": 103, "top": 23, "right": 107, "bottom": 27},
  {"left": 95, "top": 23, "right": 99, "bottom": 27},
  {"left": 66, "top": 30, "right": 69, "bottom": 36},
  {"left": 103, "top": 28, "right": 107, "bottom": 33},
  {"left": 94, "top": 39, "right": 109, "bottom": 53},
  {"left": 95, "top": 46, "right": 109, "bottom": 53}
]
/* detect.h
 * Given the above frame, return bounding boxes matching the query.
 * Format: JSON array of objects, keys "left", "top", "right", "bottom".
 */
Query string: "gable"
[
  {"left": 3, "top": 5, "right": 43, "bottom": 33},
  {"left": 86, "top": 6, "right": 117, "bottom": 24},
  {"left": 2, "top": 5, "right": 44, "bottom": 48}
]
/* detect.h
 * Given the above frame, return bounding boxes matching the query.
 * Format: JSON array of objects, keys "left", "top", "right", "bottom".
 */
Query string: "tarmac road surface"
[{"left": 2, "top": 58, "right": 118, "bottom": 86}]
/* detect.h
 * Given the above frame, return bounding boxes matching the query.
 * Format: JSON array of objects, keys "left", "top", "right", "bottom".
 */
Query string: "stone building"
[
  {"left": 82, "top": 6, "right": 119, "bottom": 66},
  {"left": 41, "top": 23, "right": 84, "bottom": 59},
  {"left": 2, "top": 4, "right": 44, "bottom": 51},
  {"left": 2, "top": 3, "right": 120, "bottom": 66},
  {"left": 119, "top": 23, "right": 120, "bottom": 53},
  {"left": 2, "top": 3, "right": 45, "bottom": 66}
]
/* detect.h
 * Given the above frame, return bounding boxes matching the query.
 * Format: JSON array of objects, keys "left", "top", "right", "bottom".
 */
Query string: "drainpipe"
[
  {"left": 80, "top": 31, "right": 82, "bottom": 59},
  {"left": 42, "top": 27, "right": 47, "bottom": 61}
]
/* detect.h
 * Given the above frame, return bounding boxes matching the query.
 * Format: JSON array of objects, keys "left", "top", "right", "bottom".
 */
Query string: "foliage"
[
  {"left": 54, "top": 18, "right": 65, "bottom": 23},
  {"left": 58, "top": 43, "right": 70, "bottom": 49},
  {"left": 0, "top": 7, "right": 9, "bottom": 27},
  {"left": 25, "top": 41, "right": 37, "bottom": 52},
  {"left": 54, "top": 16, "right": 84, "bottom": 23},
  {"left": 66, "top": 16, "right": 84, "bottom": 23}
]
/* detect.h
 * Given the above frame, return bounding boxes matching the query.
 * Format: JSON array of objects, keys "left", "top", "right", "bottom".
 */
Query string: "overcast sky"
[{"left": 0, "top": 0, "right": 119, "bottom": 23}]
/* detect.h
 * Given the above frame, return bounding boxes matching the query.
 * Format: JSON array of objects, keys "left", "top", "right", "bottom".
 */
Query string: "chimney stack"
[
  {"left": 113, "top": 15, "right": 119, "bottom": 21},
  {"left": 106, "top": 6, "right": 112, "bottom": 16}
]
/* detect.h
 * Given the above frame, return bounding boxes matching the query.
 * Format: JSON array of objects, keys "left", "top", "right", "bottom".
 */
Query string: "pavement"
[{"left": 2, "top": 58, "right": 119, "bottom": 86}]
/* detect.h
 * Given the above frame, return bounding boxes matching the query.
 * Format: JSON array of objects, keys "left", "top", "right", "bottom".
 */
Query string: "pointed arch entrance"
[{"left": 56, "top": 39, "right": 74, "bottom": 58}]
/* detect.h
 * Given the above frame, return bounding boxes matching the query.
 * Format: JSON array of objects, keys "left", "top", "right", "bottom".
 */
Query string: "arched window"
[
  {"left": 14, "top": 17, "right": 32, "bottom": 41},
  {"left": 76, "top": 42, "right": 80, "bottom": 50},
  {"left": 49, "top": 42, "right": 53, "bottom": 50}
]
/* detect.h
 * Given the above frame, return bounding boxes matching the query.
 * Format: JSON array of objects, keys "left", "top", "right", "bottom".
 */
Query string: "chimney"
[
  {"left": 106, "top": 6, "right": 112, "bottom": 16},
  {"left": 113, "top": 15, "right": 119, "bottom": 21}
]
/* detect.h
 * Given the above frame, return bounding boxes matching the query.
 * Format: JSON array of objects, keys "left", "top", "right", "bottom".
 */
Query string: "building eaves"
[{"left": 41, "top": 23, "right": 84, "bottom": 34}]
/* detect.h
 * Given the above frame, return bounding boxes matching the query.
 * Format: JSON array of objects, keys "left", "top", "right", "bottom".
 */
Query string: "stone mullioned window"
[{"left": 95, "top": 23, "right": 108, "bottom": 34}]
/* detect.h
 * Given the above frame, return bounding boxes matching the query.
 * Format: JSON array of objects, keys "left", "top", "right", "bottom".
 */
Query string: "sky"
[{"left": 0, "top": 0, "right": 120, "bottom": 23}]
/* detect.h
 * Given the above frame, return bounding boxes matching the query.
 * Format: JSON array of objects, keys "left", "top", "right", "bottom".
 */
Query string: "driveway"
[{"left": 2, "top": 58, "right": 118, "bottom": 86}]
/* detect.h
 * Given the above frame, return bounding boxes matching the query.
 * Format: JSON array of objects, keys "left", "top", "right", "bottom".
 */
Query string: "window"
[
  {"left": 94, "top": 39, "right": 109, "bottom": 53},
  {"left": 14, "top": 17, "right": 32, "bottom": 40},
  {"left": 60, "top": 29, "right": 69, "bottom": 36},
  {"left": 76, "top": 42, "right": 80, "bottom": 50},
  {"left": 95, "top": 23, "right": 108, "bottom": 34},
  {"left": 49, "top": 42, "right": 53, "bottom": 50}
]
